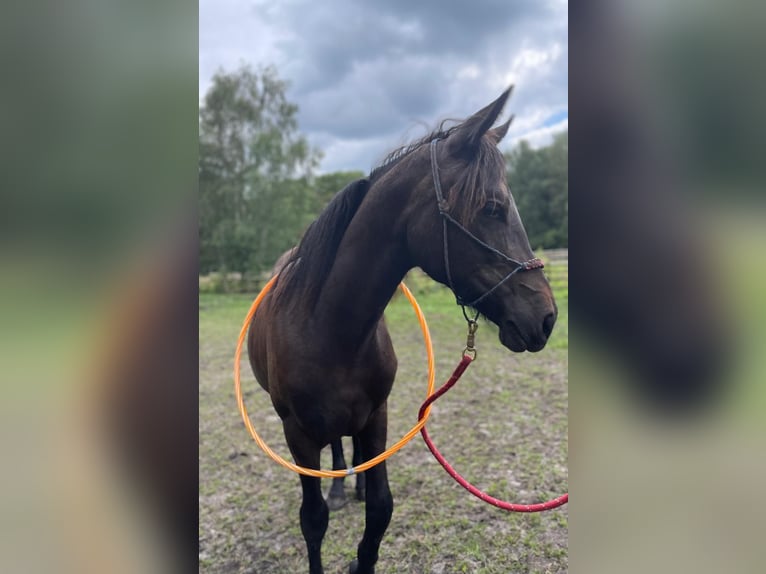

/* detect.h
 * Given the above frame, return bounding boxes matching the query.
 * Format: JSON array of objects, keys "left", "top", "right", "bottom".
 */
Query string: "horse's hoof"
[{"left": 326, "top": 493, "right": 348, "bottom": 511}]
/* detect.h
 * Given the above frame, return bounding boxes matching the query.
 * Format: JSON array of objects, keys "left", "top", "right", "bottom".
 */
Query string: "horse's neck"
[{"left": 312, "top": 178, "right": 414, "bottom": 349}]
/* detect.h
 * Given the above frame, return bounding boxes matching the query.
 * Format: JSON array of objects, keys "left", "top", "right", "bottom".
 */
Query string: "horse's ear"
[
  {"left": 488, "top": 115, "right": 513, "bottom": 144},
  {"left": 448, "top": 86, "right": 513, "bottom": 156}
]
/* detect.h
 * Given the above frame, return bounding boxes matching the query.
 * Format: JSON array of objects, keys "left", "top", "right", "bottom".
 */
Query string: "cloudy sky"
[{"left": 200, "top": 0, "right": 567, "bottom": 173}]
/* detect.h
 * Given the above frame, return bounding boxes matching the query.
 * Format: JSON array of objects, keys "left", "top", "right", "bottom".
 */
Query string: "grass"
[{"left": 199, "top": 262, "right": 568, "bottom": 573}]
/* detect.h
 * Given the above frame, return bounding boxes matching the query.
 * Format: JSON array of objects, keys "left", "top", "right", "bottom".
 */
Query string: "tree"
[
  {"left": 506, "top": 132, "right": 568, "bottom": 249},
  {"left": 199, "top": 65, "right": 320, "bottom": 276}
]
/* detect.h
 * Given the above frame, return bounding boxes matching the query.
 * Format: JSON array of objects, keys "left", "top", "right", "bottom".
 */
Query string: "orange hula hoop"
[{"left": 234, "top": 277, "right": 436, "bottom": 478}]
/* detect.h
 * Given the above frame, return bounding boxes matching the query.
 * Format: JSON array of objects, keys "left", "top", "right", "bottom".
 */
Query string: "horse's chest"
[{"left": 284, "top": 359, "right": 395, "bottom": 440}]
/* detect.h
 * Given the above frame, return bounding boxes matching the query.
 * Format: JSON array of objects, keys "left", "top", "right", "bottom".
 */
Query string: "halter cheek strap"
[{"left": 429, "top": 139, "right": 544, "bottom": 316}]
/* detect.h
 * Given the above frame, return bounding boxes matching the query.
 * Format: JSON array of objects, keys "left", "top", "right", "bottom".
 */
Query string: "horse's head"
[{"left": 404, "top": 88, "right": 557, "bottom": 352}]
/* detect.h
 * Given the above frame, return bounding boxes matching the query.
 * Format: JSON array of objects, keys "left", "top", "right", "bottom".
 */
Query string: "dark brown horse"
[{"left": 247, "top": 88, "right": 557, "bottom": 574}]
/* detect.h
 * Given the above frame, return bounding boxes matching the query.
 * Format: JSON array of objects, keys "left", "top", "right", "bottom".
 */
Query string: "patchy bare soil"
[{"left": 200, "top": 265, "right": 568, "bottom": 573}]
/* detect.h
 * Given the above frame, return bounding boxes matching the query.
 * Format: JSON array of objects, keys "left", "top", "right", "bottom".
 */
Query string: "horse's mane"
[
  {"left": 275, "top": 119, "right": 505, "bottom": 310},
  {"left": 274, "top": 178, "right": 370, "bottom": 310},
  {"left": 369, "top": 120, "right": 459, "bottom": 183},
  {"left": 370, "top": 119, "right": 506, "bottom": 224}
]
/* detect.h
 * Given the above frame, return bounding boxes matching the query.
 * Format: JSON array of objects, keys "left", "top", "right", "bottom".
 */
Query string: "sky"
[{"left": 199, "top": 0, "right": 568, "bottom": 174}]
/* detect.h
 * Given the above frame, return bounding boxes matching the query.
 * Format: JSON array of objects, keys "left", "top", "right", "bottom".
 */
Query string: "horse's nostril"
[{"left": 542, "top": 313, "right": 556, "bottom": 338}]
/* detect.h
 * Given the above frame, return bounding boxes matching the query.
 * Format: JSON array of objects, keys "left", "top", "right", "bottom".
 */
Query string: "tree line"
[{"left": 200, "top": 65, "right": 567, "bottom": 282}]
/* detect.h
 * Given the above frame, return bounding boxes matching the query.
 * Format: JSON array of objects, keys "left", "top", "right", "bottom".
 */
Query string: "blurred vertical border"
[
  {"left": 0, "top": 1, "right": 198, "bottom": 572},
  {"left": 570, "top": 1, "right": 766, "bottom": 572}
]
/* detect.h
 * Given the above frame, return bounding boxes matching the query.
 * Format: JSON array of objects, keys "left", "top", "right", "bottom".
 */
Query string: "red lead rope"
[{"left": 418, "top": 355, "right": 569, "bottom": 512}]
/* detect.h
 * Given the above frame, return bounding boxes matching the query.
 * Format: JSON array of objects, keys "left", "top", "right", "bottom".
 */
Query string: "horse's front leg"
[
  {"left": 349, "top": 404, "right": 393, "bottom": 574},
  {"left": 284, "top": 417, "right": 329, "bottom": 574},
  {"left": 327, "top": 439, "right": 348, "bottom": 510}
]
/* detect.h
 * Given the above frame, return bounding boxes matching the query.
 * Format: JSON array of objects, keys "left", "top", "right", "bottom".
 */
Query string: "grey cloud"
[
  {"left": 267, "top": 0, "right": 550, "bottom": 93},
  {"left": 296, "top": 56, "right": 451, "bottom": 139},
  {"left": 202, "top": 0, "right": 567, "bottom": 172}
]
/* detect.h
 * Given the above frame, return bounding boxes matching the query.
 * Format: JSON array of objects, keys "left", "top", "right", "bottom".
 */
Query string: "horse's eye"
[{"left": 481, "top": 201, "right": 505, "bottom": 219}]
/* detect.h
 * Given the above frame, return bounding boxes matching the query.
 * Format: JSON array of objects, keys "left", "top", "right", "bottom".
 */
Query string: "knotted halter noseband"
[{"left": 429, "top": 139, "right": 544, "bottom": 320}]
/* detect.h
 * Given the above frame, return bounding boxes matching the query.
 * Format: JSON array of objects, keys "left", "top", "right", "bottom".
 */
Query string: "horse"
[{"left": 247, "top": 88, "right": 557, "bottom": 574}]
